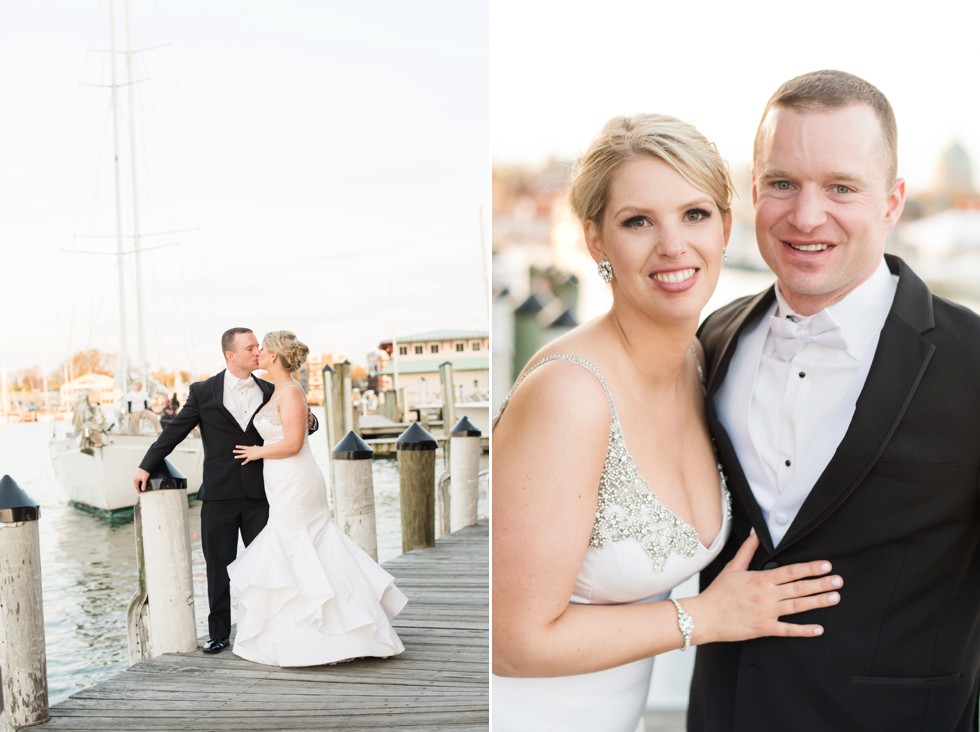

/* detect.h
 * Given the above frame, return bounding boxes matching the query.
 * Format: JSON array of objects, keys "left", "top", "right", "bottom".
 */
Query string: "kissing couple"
[{"left": 134, "top": 327, "right": 406, "bottom": 666}]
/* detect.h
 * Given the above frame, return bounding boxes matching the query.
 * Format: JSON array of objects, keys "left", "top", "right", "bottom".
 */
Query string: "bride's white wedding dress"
[
  {"left": 227, "top": 389, "right": 407, "bottom": 667},
  {"left": 492, "top": 355, "right": 731, "bottom": 732}
]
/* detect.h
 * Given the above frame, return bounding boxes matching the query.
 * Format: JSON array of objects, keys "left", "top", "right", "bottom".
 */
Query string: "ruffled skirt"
[{"left": 227, "top": 444, "right": 406, "bottom": 667}]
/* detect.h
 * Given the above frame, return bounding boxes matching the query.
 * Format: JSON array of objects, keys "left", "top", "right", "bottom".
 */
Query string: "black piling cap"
[
  {"left": 514, "top": 293, "right": 545, "bottom": 315},
  {"left": 0, "top": 474, "right": 40, "bottom": 522},
  {"left": 396, "top": 422, "right": 438, "bottom": 451},
  {"left": 450, "top": 416, "right": 482, "bottom": 437},
  {"left": 333, "top": 431, "right": 374, "bottom": 460},
  {"left": 548, "top": 308, "right": 578, "bottom": 328},
  {"left": 144, "top": 458, "right": 188, "bottom": 491}
]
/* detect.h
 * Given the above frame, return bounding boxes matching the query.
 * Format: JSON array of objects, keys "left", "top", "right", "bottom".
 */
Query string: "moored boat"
[
  {"left": 48, "top": 0, "right": 203, "bottom": 516},
  {"left": 49, "top": 429, "right": 202, "bottom": 515}
]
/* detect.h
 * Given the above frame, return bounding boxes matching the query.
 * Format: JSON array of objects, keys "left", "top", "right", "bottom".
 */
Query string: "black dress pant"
[{"left": 199, "top": 496, "right": 269, "bottom": 641}]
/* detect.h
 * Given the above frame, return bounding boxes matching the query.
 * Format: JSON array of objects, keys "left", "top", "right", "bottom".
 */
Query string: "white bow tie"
[
  {"left": 235, "top": 378, "right": 255, "bottom": 391},
  {"left": 769, "top": 310, "right": 848, "bottom": 361}
]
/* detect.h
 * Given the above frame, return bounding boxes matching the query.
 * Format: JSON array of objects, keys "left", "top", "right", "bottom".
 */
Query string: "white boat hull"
[{"left": 50, "top": 433, "right": 203, "bottom": 514}]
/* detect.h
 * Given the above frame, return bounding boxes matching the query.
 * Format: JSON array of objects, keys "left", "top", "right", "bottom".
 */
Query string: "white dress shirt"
[
  {"left": 715, "top": 259, "right": 898, "bottom": 545},
  {"left": 223, "top": 370, "right": 263, "bottom": 430}
]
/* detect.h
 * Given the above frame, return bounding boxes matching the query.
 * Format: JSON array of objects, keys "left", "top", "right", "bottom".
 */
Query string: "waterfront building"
[
  {"left": 59, "top": 373, "right": 119, "bottom": 410},
  {"left": 374, "top": 330, "right": 489, "bottom": 410}
]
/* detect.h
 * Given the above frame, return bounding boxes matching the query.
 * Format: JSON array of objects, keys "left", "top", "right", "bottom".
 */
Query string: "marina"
[
  {"left": 29, "top": 520, "right": 488, "bottom": 731},
  {"left": 358, "top": 413, "right": 490, "bottom": 457},
  {"left": 0, "top": 415, "right": 487, "bottom": 709}
]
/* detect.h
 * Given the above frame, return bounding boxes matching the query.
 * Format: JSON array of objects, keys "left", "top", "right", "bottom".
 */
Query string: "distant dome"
[{"left": 938, "top": 140, "right": 974, "bottom": 194}]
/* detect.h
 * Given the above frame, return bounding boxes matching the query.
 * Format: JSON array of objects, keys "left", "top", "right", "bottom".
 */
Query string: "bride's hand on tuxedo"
[
  {"left": 685, "top": 531, "right": 842, "bottom": 644},
  {"left": 234, "top": 444, "right": 263, "bottom": 464}
]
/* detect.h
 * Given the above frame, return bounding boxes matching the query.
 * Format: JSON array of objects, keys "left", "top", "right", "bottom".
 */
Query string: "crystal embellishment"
[
  {"left": 256, "top": 393, "right": 282, "bottom": 426},
  {"left": 501, "top": 353, "right": 731, "bottom": 575}
]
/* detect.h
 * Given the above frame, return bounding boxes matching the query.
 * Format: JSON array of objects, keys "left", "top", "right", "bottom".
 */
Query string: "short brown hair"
[
  {"left": 754, "top": 70, "right": 898, "bottom": 184},
  {"left": 221, "top": 327, "right": 253, "bottom": 356}
]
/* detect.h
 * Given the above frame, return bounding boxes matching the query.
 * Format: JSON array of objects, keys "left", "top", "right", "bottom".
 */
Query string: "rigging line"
[
  {"left": 79, "top": 257, "right": 117, "bottom": 353},
  {"left": 72, "top": 228, "right": 199, "bottom": 240},
  {"left": 79, "top": 79, "right": 149, "bottom": 89},
  {"left": 62, "top": 242, "right": 181, "bottom": 256},
  {"left": 141, "top": 218, "right": 204, "bottom": 366},
  {"left": 74, "top": 102, "right": 116, "bottom": 228},
  {"left": 85, "top": 43, "right": 170, "bottom": 55},
  {"left": 138, "top": 238, "right": 202, "bottom": 376},
  {"left": 133, "top": 77, "right": 190, "bottom": 243},
  {"left": 55, "top": 251, "right": 77, "bottom": 374}
]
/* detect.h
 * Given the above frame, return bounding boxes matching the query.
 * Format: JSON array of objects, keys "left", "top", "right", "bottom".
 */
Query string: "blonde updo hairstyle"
[
  {"left": 263, "top": 330, "right": 310, "bottom": 374},
  {"left": 569, "top": 113, "right": 734, "bottom": 227}
]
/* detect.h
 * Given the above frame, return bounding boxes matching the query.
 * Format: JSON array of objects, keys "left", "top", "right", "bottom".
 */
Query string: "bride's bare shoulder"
[
  {"left": 283, "top": 380, "right": 307, "bottom": 401},
  {"left": 274, "top": 381, "right": 307, "bottom": 411}
]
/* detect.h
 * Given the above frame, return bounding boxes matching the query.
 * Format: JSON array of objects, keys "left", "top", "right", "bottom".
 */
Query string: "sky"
[
  {"left": 491, "top": 0, "right": 980, "bottom": 196},
  {"left": 0, "top": 0, "right": 489, "bottom": 378}
]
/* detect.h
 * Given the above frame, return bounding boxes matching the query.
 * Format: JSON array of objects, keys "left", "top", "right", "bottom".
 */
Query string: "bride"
[
  {"left": 230, "top": 330, "right": 406, "bottom": 667},
  {"left": 492, "top": 114, "right": 844, "bottom": 730}
]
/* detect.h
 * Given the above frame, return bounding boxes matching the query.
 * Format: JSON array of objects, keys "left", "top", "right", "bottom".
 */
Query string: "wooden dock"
[
  {"left": 34, "top": 520, "right": 488, "bottom": 731},
  {"left": 356, "top": 415, "right": 489, "bottom": 457}
]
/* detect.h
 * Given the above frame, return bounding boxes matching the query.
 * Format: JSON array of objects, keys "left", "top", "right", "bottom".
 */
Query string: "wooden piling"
[
  {"left": 513, "top": 292, "right": 546, "bottom": 378},
  {"left": 324, "top": 363, "right": 344, "bottom": 454},
  {"left": 381, "top": 387, "right": 405, "bottom": 422},
  {"left": 332, "top": 431, "right": 378, "bottom": 560},
  {"left": 324, "top": 362, "right": 358, "bottom": 463},
  {"left": 321, "top": 363, "right": 337, "bottom": 454},
  {"left": 396, "top": 422, "right": 437, "bottom": 553},
  {"left": 438, "top": 361, "right": 456, "bottom": 451},
  {"left": 340, "top": 361, "right": 357, "bottom": 435},
  {"left": 32, "top": 520, "right": 489, "bottom": 731},
  {"left": 0, "top": 475, "right": 48, "bottom": 732},
  {"left": 127, "top": 461, "right": 196, "bottom": 662},
  {"left": 449, "top": 416, "right": 482, "bottom": 531}
]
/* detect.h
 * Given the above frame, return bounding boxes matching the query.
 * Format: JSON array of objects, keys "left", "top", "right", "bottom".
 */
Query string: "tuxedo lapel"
[
  {"left": 705, "top": 288, "right": 776, "bottom": 397},
  {"left": 246, "top": 378, "right": 274, "bottom": 431},
  {"left": 707, "top": 405, "right": 776, "bottom": 552},
  {"left": 704, "top": 286, "right": 779, "bottom": 550},
  {"left": 773, "top": 256, "right": 937, "bottom": 553},
  {"left": 211, "top": 370, "right": 242, "bottom": 430}
]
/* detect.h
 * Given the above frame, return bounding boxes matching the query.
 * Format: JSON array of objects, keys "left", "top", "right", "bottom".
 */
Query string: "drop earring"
[{"left": 597, "top": 259, "right": 614, "bottom": 283}]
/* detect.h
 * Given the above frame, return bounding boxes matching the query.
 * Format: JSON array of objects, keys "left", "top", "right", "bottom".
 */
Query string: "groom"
[
  {"left": 689, "top": 70, "right": 980, "bottom": 730},
  {"left": 133, "top": 327, "right": 317, "bottom": 654}
]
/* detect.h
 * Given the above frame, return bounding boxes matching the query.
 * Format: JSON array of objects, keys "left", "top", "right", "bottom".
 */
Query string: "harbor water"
[{"left": 0, "top": 410, "right": 488, "bottom": 705}]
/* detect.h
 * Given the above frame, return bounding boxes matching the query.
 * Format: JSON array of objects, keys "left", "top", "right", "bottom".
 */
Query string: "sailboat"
[{"left": 49, "top": 0, "right": 202, "bottom": 516}]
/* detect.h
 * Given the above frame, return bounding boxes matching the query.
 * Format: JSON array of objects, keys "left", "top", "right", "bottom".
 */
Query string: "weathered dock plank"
[{"left": 34, "top": 520, "right": 488, "bottom": 731}]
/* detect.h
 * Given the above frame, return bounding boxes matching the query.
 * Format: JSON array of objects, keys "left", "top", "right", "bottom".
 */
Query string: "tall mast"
[
  {"left": 124, "top": 0, "right": 148, "bottom": 389},
  {"left": 389, "top": 281, "right": 399, "bottom": 393},
  {"left": 109, "top": 0, "right": 129, "bottom": 392}
]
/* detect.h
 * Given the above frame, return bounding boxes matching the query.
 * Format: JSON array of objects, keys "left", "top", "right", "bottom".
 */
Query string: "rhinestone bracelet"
[{"left": 671, "top": 598, "right": 694, "bottom": 651}]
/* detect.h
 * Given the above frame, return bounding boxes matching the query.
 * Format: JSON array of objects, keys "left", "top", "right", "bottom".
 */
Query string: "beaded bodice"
[
  {"left": 256, "top": 392, "right": 283, "bottom": 426},
  {"left": 254, "top": 386, "right": 310, "bottom": 447},
  {"left": 499, "top": 353, "right": 730, "bottom": 576}
]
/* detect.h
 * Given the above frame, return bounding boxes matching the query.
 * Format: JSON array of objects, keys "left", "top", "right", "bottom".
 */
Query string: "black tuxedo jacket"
[
  {"left": 139, "top": 371, "right": 274, "bottom": 502},
  {"left": 689, "top": 255, "right": 980, "bottom": 731}
]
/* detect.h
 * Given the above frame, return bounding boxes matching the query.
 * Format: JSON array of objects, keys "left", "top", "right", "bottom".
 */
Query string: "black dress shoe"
[{"left": 202, "top": 638, "right": 229, "bottom": 654}]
